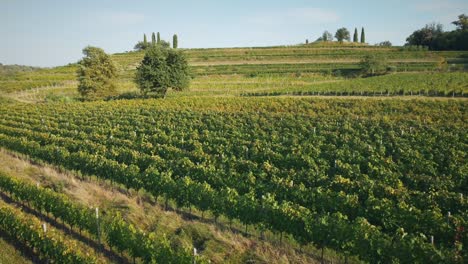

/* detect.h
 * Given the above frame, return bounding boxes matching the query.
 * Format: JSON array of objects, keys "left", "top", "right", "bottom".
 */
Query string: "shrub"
[
  {"left": 77, "top": 46, "right": 117, "bottom": 100},
  {"left": 386, "top": 65, "right": 398, "bottom": 73},
  {"left": 360, "top": 55, "right": 389, "bottom": 76}
]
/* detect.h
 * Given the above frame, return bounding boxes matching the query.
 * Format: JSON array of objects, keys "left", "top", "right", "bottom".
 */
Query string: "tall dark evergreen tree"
[
  {"left": 361, "top": 28, "right": 366, "bottom": 43},
  {"left": 353, "top": 28, "right": 359, "bottom": 42},
  {"left": 157, "top": 32, "right": 161, "bottom": 44},
  {"left": 173, "top": 34, "right": 178, "bottom": 49},
  {"left": 143, "top": 34, "right": 148, "bottom": 45},
  {"left": 152, "top": 32, "right": 156, "bottom": 45}
]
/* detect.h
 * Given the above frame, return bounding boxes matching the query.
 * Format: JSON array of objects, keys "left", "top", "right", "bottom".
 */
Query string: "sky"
[{"left": 1, "top": 0, "right": 467, "bottom": 67}]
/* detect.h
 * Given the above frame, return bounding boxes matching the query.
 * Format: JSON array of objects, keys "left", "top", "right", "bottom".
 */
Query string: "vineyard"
[
  {"left": 239, "top": 72, "right": 468, "bottom": 97},
  {"left": 0, "top": 97, "right": 466, "bottom": 263},
  {"left": 0, "top": 171, "right": 201, "bottom": 263},
  {"left": 0, "top": 40, "right": 467, "bottom": 263},
  {"left": 1, "top": 45, "right": 467, "bottom": 99}
]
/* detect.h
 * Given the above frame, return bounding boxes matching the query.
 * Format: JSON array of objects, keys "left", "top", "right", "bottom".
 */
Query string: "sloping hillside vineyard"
[
  {"left": 0, "top": 205, "right": 95, "bottom": 263},
  {"left": 11, "top": 6, "right": 468, "bottom": 264},
  {"left": 0, "top": 97, "right": 466, "bottom": 262},
  {"left": 0, "top": 171, "right": 201, "bottom": 263},
  {"left": 1, "top": 16, "right": 468, "bottom": 262},
  {"left": 1, "top": 45, "right": 468, "bottom": 97}
]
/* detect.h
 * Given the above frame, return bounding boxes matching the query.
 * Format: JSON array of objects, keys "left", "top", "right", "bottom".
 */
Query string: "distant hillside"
[
  {"left": 1, "top": 45, "right": 467, "bottom": 100},
  {"left": 0, "top": 64, "right": 42, "bottom": 75}
]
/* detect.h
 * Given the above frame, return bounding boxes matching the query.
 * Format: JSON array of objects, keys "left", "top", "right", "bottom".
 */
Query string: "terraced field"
[{"left": 1, "top": 44, "right": 467, "bottom": 102}]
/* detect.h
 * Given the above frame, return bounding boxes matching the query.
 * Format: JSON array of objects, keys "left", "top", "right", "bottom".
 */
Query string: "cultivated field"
[{"left": 0, "top": 44, "right": 467, "bottom": 263}]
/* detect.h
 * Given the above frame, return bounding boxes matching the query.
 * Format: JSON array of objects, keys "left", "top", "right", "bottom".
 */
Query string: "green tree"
[
  {"left": 406, "top": 23, "right": 443, "bottom": 48},
  {"left": 406, "top": 15, "right": 468, "bottom": 50},
  {"left": 135, "top": 46, "right": 190, "bottom": 97},
  {"left": 305, "top": 39, "right": 309, "bottom": 44},
  {"left": 151, "top": 32, "right": 156, "bottom": 45},
  {"left": 452, "top": 14, "right": 468, "bottom": 30},
  {"left": 377, "top": 41, "right": 392, "bottom": 47},
  {"left": 157, "top": 32, "right": 161, "bottom": 44},
  {"left": 77, "top": 46, "right": 117, "bottom": 100},
  {"left": 361, "top": 27, "right": 366, "bottom": 43},
  {"left": 353, "top": 28, "right": 358, "bottom": 42},
  {"left": 359, "top": 55, "right": 388, "bottom": 76},
  {"left": 143, "top": 34, "right": 148, "bottom": 45},
  {"left": 335, "top": 28, "right": 350, "bottom": 43},
  {"left": 134, "top": 41, "right": 150, "bottom": 51},
  {"left": 322, "top": 31, "right": 333, "bottom": 42},
  {"left": 160, "top": 40, "right": 171, "bottom": 49},
  {"left": 173, "top": 34, "right": 178, "bottom": 49}
]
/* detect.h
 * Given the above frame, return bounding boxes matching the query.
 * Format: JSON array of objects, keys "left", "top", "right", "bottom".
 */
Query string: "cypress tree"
[
  {"left": 173, "top": 34, "right": 178, "bottom": 49},
  {"left": 306, "top": 39, "right": 309, "bottom": 44},
  {"left": 157, "top": 32, "right": 161, "bottom": 44},
  {"left": 143, "top": 34, "right": 147, "bottom": 45},
  {"left": 353, "top": 28, "right": 358, "bottom": 42},
  {"left": 361, "top": 27, "right": 366, "bottom": 43},
  {"left": 152, "top": 32, "right": 156, "bottom": 45}
]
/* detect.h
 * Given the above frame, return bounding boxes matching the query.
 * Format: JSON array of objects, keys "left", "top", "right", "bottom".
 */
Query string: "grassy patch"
[{"left": 0, "top": 237, "right": 33, "bottom": 264}]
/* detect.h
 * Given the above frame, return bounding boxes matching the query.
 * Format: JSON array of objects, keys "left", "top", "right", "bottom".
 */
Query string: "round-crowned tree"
[
  {"left": 135, "top": 46, "right": 190, "bottom": 97},
  {"left": 77, "top": 46, "right": 117, "bottom": 100},
  {"left": 335, "top": 28, "right": 350, "bottom": 43}
]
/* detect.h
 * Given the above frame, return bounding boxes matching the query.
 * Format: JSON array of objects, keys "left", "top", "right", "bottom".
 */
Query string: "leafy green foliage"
[
  {"left": 135, "top": 46, "right": 190, "bottom": 97},
  {"left": 335, "top": 28, "right": 350, "bottom": 43},
  {"left": 159, "top": 40, "right": 171, "bottom": 49},
  {"left": 134, "top": 41, "right": 151, "bottom": 51},
  {"left": 360, "top": 54, "right": 389, "bottom": 76},
  {"left": 377, "top": 41, "right": 392, "bottom": 47},
  {"left": 406, "top": 23, "right": 444, "bottom": 48},
  {"left": 322, "top": 31, "right": 333, "bottom": 42},
  {"left": 452, "top": 14, "right": 468, "bottom": 31},
  {"left": 406, "top": 15, "right": 468, "bottom": 50},
  {"left": 77, "top": 46, "right": 117, "bottom": 100}
]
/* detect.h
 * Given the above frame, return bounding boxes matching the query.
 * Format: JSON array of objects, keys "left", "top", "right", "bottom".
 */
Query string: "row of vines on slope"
[
  {"left": 0, "top": 205, "right": 95, "bottom": 263},
  {"left": 0, "top": 171, "right": 203, "bottom": 264},
  {"left": 0, "top": 98, "right": 466, "bottom": 262}
]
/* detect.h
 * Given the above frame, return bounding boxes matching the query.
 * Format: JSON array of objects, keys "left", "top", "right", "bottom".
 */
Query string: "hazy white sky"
[{"left": 1, "top": 0, "right": 467, "bottom": 67}]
